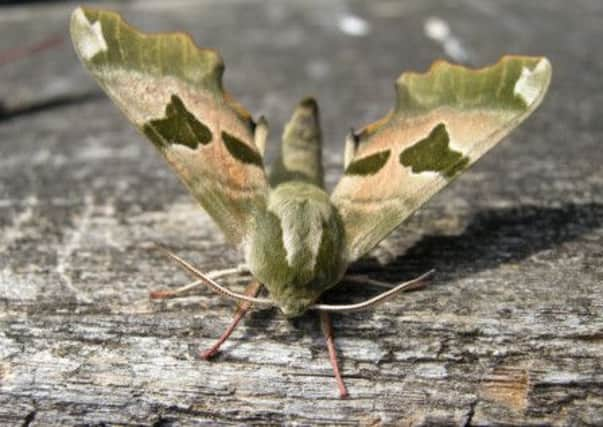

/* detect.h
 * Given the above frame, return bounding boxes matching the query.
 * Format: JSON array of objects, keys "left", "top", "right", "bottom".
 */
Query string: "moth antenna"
[
  {"left": 310, "top": 270, "right": 434, "bottom": 313},
  {"left": 156, "top": 245, "right": 274, "bottom": 306},
  {"left": 343, "top": 128, "right": 359, "bottom": 169}
]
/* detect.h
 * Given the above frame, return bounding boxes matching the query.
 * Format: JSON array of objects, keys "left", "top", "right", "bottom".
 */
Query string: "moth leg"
[
  {"left": 319, "top": 311, "right": 349, "bottom": 399},
  {"left": 149, "top": 263, "right": 249, "bottom": 300},
  {"left": 200, "top": 280, "right": 262, "bottom": 360}
]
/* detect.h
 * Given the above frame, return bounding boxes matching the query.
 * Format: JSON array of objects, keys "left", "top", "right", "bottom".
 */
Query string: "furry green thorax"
[{"left": 246, "top": 182, "right": 347, "bottom": 317}]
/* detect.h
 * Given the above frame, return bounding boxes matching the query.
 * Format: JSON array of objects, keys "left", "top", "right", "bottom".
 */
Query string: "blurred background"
[{"left": 1, "top": 0, "right": 600, "bottom": 189}]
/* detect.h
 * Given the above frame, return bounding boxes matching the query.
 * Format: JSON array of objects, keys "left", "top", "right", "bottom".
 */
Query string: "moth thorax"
[{"left": 245, "top": 182, "right": 348, "bottom": 317}]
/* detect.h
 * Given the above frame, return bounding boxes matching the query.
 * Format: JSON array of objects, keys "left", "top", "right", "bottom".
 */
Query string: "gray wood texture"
[{"left": 1, "top": 0, "right": 602, "bottom": 425}]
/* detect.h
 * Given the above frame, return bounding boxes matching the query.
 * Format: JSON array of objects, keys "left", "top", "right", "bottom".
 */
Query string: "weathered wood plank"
[{"left": 1, "top": 0, "right": 602, "bottom": 425}]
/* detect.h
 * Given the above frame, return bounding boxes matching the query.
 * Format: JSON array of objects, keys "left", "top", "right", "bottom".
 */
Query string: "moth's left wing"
[
  {"left": 332, "top": 56, "right": 551, "bottom": 261},
  {"left": 70, "top": 7, "right": 268, "bottom": 246}
]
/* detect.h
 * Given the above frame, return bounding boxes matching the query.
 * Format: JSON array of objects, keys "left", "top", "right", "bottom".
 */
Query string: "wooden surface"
[{"left": 1, "top": 0, "right": 602, "bottom": 425}]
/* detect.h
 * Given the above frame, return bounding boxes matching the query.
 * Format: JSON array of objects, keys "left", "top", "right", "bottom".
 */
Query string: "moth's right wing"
[
  {"left": 332, "top": 56, "right": 551, "bottom": 261},
  {"left": 70, "top": 7, "right": 269, "bottom": 246}
]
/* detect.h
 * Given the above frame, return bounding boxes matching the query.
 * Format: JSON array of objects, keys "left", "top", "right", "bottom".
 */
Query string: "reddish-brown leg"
[
  {"left": 149, "top": 280, "right": 202, "bottom": 300},
  {"left": 200, "top": 281, "right": 262, "bottom": 360},
  {"left": 149, "top": 266, "right": 249, "bottom": 300},
  {"left": 320, "top": 311, "right": 349, "bottom": 399}
]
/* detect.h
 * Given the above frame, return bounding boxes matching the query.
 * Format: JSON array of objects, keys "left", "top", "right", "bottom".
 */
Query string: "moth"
[{"left": 70, "top": 7, "right": 551, "bottom": 398}]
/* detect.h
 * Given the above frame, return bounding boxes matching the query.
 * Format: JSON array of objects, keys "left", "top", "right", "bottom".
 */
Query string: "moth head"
[
  {"left": 265, "top": 281, "right": 329, "bottom": 318},
  {"left": 272, "top": 270, "right": 435, "bottom": 317},
  {"left": 277, "top": 294, "right": 316, "bottom": 318}
]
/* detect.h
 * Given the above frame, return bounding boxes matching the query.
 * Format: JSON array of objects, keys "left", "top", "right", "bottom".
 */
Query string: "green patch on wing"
[
  {"left": 75, "top": 8, "right": 223, "bottom": 93},
  {"left": 345, "top": 150, "right": 391, "bottom": 176},
  {"left": 399, "top": 123, "right": 469, "bottom": 178},
  {"left": 143, "top": 95, "right": 212, "bottom": 151},
  {"left": 222, "top": 131, "right": 263, "bottom": 168},
  {"left": 71, "top": 7, "right": 254, "bottom": 127},
  {"left": 397, "top": 57, "right": 545, "bottom": 112},
  {"left": 360, "top": 56, "right": 552, "bottom": 139}
]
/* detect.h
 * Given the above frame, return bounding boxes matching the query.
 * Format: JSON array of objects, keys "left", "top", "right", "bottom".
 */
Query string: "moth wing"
[
  {"left": 70, "top": 7, "right": 269, "bottom": 245},
  {"left": 332, "top": 56, "right": 551, "bottom": 261}
]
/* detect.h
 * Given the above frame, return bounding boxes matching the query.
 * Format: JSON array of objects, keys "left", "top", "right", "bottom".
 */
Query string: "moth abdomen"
[{"left": 270, "top": 97, "right": 325, "bottom": 189}]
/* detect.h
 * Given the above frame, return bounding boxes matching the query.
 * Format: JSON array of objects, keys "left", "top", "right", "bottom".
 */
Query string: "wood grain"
[{"left": 1, "top": 0, "right": 602, "bottom": 425}]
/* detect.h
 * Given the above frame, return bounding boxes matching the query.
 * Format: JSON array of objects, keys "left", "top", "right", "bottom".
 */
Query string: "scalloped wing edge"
[
  {"left": 70, "top": 6, "right": 254, "bottom": 127},
  {"left": 360, "top": 55, "right": 551, "bottom": 140}
]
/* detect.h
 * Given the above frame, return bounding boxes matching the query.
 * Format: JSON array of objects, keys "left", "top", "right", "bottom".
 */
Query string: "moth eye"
[
  {"left": 344, "top": 149, "right": 391, "bottom": 176},
  {"left": 143, "top": 94, "right": 213, "bottom": 151},
  {"left": 221, "top": 131, "right": 264, "bottom": 168},
  {"left": 399, "top": 123, "right": 469, "bottom": 178}
]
